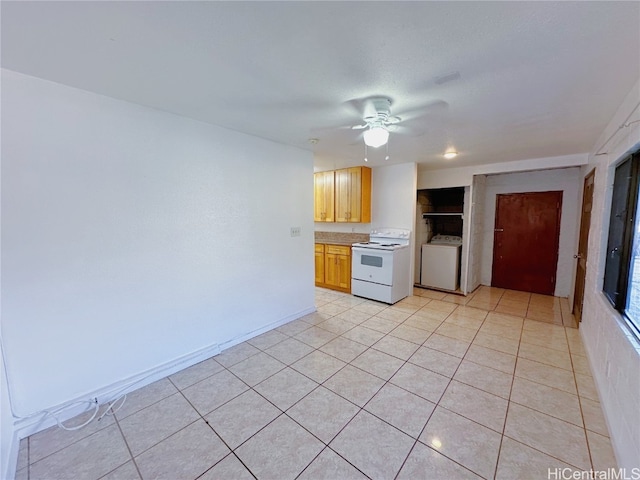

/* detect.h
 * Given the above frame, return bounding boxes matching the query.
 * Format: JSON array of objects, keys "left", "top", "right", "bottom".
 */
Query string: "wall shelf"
[{"left": 423, "top": 212, "right": 463, "bottom": 218}]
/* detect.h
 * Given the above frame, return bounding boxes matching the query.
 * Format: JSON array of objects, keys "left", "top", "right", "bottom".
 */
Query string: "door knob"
[
  {"left": 573, "top": 254, "right": 583, "bottom": 259},
  {"left": 494, "top": 228, "right": 504, "bottom": 232}
]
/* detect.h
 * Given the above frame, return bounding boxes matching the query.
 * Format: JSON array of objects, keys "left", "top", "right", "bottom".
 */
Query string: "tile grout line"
[
  {"left": 112, "top": 412, "right": 145, "bottom": 480},
  {"left": 492, "top": 306, "right": 525, "bottom": 480},
  {"left": 394, "top": 300, "right": 484, "bottom": 478},
  {"left": 393, "top": 296, "right": 502, "bottom": 480},
  {"left": 24, "top": 286, "right": 595, "bottom": 479},
  {"left": 171, "top": 374, "right": 264, "bottom": 479},
  {"left": 290, "top": 294, "right": 446, "bottom": 478},
  {"left": 324, "top": 298, "right": 441, "bottom": 480},
  {"left": 500, "top": 312, "right": 593, "bottom": 472},
  {"left": 201, "top": 303, "right": 374, "bottom": 478},
  {"left": 25, "top": 409, "right": 124, "bottom": 472},
  {"left": 246, "top": 290, "right": 590, "bottom": 477},
  {"left": 564, "top": 324, "right": 597, "bottom": 472}
]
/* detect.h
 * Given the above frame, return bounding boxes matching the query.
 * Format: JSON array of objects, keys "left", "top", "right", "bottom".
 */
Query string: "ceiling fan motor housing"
[{"left": 365, "top": 97, "right": 392, "bottom": 122}]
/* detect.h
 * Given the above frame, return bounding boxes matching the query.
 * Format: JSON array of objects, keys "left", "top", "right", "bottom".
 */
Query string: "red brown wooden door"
[
  {"left": 572, "top": 170, "right": 595, "bottom": 322},
  {"left": 492, "top": 191, "right": 562, "bottom": 295}
]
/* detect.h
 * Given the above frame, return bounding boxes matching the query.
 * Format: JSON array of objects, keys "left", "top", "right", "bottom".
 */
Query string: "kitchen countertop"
[{"left": 315, "top": 231, "right": 369, "bottom": 246}]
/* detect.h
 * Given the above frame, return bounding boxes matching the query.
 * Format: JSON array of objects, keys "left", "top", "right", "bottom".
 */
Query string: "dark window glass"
[
  {"left": 603, "top": 150, "right": 640, "bottom": 338},
  {"left": 603, "top": 157, "right": 633, "bottom": 306}
]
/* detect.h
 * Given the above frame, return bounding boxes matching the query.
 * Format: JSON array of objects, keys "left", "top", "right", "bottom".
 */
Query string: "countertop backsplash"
[{"left": 314, "top": 231, "right": 369, "bottom": 245}]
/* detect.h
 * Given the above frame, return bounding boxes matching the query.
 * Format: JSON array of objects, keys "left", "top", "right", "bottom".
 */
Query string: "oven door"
[{"left": 351, "top": 247, "right": 394, "bottom": 286}]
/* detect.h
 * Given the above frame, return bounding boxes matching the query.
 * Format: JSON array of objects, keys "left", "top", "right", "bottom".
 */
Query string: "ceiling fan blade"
[
  {"left": 389, "top": 124, "right": 426, "bottom": 136},
  {"left": 351, "top": 124, "right": 367, "bottom": 130},
  {"left": 341, "top": 97, "right": 370, "bottom": 117},
  {"left": 349, "top": 132, "right": 364, "bottom": 146},
  {"left": 395, "top": 100, "right": 449, "bottom": 122},
  {"left": 311, "top": 124, "right": 355, "bottom": 134}
]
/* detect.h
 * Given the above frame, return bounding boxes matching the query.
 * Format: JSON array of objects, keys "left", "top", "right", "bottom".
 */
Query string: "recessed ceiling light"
[{"left": 444, "top": 151, "right": 458, "bottom": 159}]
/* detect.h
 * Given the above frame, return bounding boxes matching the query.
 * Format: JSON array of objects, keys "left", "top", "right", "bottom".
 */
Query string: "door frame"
[
  {"left": 572, "top": 168, "right": 595, "bottom": 322},
  {"left": 491, "top": 191, "right": 563, "bottom": 295}
]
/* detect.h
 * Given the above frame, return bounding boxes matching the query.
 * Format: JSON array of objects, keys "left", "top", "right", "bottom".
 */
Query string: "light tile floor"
[{"left": 16, "top": 286, "right": 616, "bottom": 480}]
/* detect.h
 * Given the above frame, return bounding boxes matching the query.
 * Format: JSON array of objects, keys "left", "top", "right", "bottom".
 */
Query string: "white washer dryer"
[{"left": 421, "top": 235, "right": 462, "bottom": 291}]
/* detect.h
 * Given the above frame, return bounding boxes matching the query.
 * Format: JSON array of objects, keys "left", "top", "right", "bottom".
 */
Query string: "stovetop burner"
[{"left": 381, "top": 243, "right": 401, "bottom": 247}]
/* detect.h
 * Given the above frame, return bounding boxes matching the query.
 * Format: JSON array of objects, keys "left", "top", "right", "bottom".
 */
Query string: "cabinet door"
[
  {"left": 335, "top": 167, "right": 371, "bottom": 223},
  {"left": 336, "top": 254, "right": 351, "bottom": 289},
  {"left": 314, "top": 171, "right": 334, "bottom": 222},
  {"left": 324, "top": 252, "right": 340, "bottom": 287},
  {"left": 314, "top": 244, "right": 325, "bottom": 284},
  {"left": 324, "top": 245, "right": 351, "bottom": 292},
  {"left": 334, "top": 167, "right": 356, "bottom": 222}
]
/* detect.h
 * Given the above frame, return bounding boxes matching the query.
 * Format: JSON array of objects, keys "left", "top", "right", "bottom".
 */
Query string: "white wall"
[
  {"left": 1, "top": 349, "right": 17, "bottom": 480},
  {"left": 371, "top": 162, "right": 418, "bottom": 286},
  {"left": 313, "top": 162, "right": 418, "bottom": 235},
  {"left": 479, "top": 168, "right": 582, "bottom": 297},
  {"left": 467, "top": 175, "right": 486, "bottom": 293},
  {"left": 313, "top": 162, "right": 418, "bottom": 288},
  {"left": 371, "top": 163, "right": 418, "bottom": 232},
  {"left": 417, "top": 155, "right": 587, "bottom": 298},
  {"left": 417, "top": 153, "right": 588, "bottom": 190},
  {"left": 580, "top": 79, "right": 640, "bottom": 470},
  {"left": 1, "top": 69, "right": 315, "bottom": 477}
]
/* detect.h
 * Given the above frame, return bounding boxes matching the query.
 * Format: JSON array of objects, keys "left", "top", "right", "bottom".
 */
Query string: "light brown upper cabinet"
[
  {"left": 316, "top": 166, "right": 371, "bottom": 223},
  {"left": 313, "top": 170, "right": 335, "bottom": 222}
]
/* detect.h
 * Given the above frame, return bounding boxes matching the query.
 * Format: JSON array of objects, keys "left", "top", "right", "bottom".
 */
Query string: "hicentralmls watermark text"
[{"left": 548, "top": 468, "right": 640, "bottom": 480}]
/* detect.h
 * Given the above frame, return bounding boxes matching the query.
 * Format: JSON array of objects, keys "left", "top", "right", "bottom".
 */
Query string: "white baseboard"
[
  {"left": 218, "top": 306, "right": 316, "bottom": 351},
  {"left": 12, "top": 340, "right": 221, "bottom": 441},
  {"left": 7, "top": 305, "right": 317, "bottom": 479}
]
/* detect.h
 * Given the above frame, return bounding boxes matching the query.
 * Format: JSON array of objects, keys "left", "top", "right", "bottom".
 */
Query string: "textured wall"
[{"left": 579, "top": 79, "right": 640, "bottom": 470}]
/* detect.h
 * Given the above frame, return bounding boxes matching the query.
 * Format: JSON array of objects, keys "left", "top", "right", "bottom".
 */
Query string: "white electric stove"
[{"left": 351, "top": 228, "right": 412, "bottom": 304}]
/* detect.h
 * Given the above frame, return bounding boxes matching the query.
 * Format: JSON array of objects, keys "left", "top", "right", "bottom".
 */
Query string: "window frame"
[{"left": 603, "top": 150, "right": 640, "bottom": 339}]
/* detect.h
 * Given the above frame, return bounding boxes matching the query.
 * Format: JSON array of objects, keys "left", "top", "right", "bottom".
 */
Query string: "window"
[{"left": 603, "top": 150, "right": 640, "bottom": 338}]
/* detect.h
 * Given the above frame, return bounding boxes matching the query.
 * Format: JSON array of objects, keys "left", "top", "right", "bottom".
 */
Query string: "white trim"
[
  {"left": 12, "top": 305, "right": 317, "bottom": 444},
  {"left": 218, "top": 307, "right": 316, "bottom": 351},
  {"left": 13, "top": 341, "right": 221, "bottom": 440}
]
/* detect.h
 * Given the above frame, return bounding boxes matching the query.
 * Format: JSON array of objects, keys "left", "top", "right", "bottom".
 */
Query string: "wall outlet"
[{"left": 290, "top": 226, "right": 301, "bottom": 237}]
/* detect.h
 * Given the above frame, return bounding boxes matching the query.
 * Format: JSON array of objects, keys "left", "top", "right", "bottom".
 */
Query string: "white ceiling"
[{"left": 2, "top": 1, "right": 639, "bottom": 171}]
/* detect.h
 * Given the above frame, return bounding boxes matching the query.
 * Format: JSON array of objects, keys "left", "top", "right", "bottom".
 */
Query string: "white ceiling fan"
[
  {"left": 351, "top": 97, "right": 400, "bottom": 148},
  {"left": 347, "top": 96, "right": 447, "bottom": 151}
]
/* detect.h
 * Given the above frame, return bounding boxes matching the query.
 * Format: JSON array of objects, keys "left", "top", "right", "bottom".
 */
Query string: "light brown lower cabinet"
[
  {"left": 314, "top": 244, "right": 325, "bottom": 285},
  {"left": 315, "top": 243, "right": 351, "bottom": 293}
]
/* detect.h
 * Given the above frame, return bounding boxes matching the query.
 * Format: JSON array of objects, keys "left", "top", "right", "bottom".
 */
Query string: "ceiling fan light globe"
[{"left": 363, "top": 127, "right": 389, "bottom": 148}]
